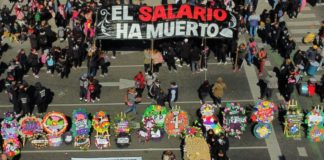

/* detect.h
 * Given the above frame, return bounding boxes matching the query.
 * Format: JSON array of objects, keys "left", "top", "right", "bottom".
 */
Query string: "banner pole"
[
  {"left": 150, "top": 5, "right": 154, "bottom": 73},
  {"left": 204, "top": 4, "right": 207, "bottom": 81}
]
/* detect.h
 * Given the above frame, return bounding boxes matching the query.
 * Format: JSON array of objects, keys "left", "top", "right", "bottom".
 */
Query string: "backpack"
[
  {"left": 47, "top": 57, "right": 54, "bottom": 66},
  {"left": 41, "top": 54, "right": 47, "bottom": 64}
]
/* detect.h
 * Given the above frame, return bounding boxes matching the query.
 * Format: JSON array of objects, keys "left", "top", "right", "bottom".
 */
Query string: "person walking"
[
  {"left": 212, "top": 77, "right": 227, "bottom": 107},
  {"left": 264, "top": 71, "right": 278, "bottom": 100},
  {"left": 235, "top": 43, "right": 247, "bottom": 71},
  {"left": 125, "top": 87, "right": 138, "bottom": 114},
  {"left": 16, "top": 49, "right": 28, "bottom": 74},
  {"left": 145, "top": 71, "right": 157, "bottom": 98},
  {"left": 134, "top": 71, "right": 146, "bottom": 97},
  {"left": 198, "top": 80, "right": 211, "bottom": 104},
  {"left": 257, "top": 48, "right": 267, "bottom": 76},
  {"left": 248, "top": 12, "right": 260, "bottom": 37},
  {"left": 284, "top": 74, "right": 296, "bottom": 102},
  {"left": 18, "top": 84, "right": 31, "bottom": 116},
  {"left": 167, "top": 82, "right": 178, "bottom": 109}
]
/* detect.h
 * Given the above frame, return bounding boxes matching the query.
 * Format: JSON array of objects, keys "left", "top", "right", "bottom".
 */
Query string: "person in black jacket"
[
  {"left": 190, "top": 46, "right": 201, "bottom": 73},
  {"left": 28, "top": 49, "right": 40, "bottom": 78},
  {"left": 164, "top": 46, "right": 177, "bottom": 73},
  {"left": 34, "top": 82, "right": 48, "bottom": 115},
  {"left": 214, "top": 134, "right": 230, "bottom": 160},
  {"left": 198, "top": 80, "right": 211, "bottom": 104},
  {"left": 18, "top": 84, "right": 31, "bottom": 116},
  {"left": 16, "top": 49, "right": 28, "bottom": 74}
]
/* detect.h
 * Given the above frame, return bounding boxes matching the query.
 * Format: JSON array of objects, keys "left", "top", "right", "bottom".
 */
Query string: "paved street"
[{"left": 0, "top": 0, "right": 323, "bottom": 160}]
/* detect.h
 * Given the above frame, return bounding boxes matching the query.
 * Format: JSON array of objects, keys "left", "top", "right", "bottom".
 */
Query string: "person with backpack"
[
  {"left": 34, "top": 82, "right": 48, "bottom": 115},
  {"left": 198, "top": 80, "right": 211, "bottom": 104},
  {"left": 46, "top": 54, "right": 55, "bottom": 75},
  {"left": 149, "top": 79, "right": 161, "bottom": 100},
  {"left": 145, "top": 71, "right": 157, "bottom": 98}
]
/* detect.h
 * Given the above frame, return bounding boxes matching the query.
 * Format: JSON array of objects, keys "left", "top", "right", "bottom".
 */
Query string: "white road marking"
[
  {"left": 0, "top": 99, "right": 255, "bottom": 108},
  {"left": 276, "top": 93, "right": 284, "bottom": 100},
  {"left": 286, "top": 21, "right": 320, "bottom": 27},
  {"left": 290, "top": 29, "right": 319, "bottom": 34},
  {"left": 296, "top": 13, "right": 316, "bottom": 19},
  {"left": 21, "top": 146, "right": 268, "bottom": 153},
  {"left": 297, "top": 147, "right": 308, "bottom": 157},
  {"left": 243, "top": 54, "right": 283, "bottom": 160},
  {"left": 293, "top": 138, "right": 302, "bottom": 141}
]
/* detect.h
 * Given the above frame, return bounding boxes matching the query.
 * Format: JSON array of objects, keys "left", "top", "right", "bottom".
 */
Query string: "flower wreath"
[
  {"left": 164, "top": 106, "right": 189, "bottom": 137},
  {"left": 305, "top": 107, "right": 324, "bottom": 142},
  {"left": 74, "top": 135, "right": 90, "bottom": 150},
  {"left": 71, "top": 108, "right": 91, "bottom": 137},
  {"left": 113, "top": 112, "right": 130, "bottom": 135},
  {"left": 30, "top": 133, "right": 48, "bottom": 149},
  {"left": 284, "top": 100, "right": 303, "bottom": 138},
  {"left": 222, "top": 102, "right": 247, "bottom": 139},
  {"left": 92, "top": 111, "right": 110, "bottom": 135},
  {"left": 251, "top": 100, "right": 276, "bottom": 123},
  {"left": 200, "top": 104, "right": 215, "bottom": 116},
  {"left": 182, "top": 126, "right": 203, "bottom": 138},
  {"left": 307, "top": 125, "right": 324, "bottom": 142},
  {"left": 143, "top": 105, "right": 167, "bottom": 128},
  {"left": 1, "top": 112, "right": 19, "bottom": 140},
  {"left": 19, "top": 115, "right": 43, "bottom": 138},
  {"left": 253, "top": 123, "right": 272, "bottom": 139},
  {"left": 3, "top": 138, "right": 21, "bottom": 157},
  {"left": 42, "top": 111, "right": 68, "bottom": 135}
]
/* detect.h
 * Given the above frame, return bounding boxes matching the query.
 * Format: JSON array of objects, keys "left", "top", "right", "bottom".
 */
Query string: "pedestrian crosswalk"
[{"left": 286, "top": 6, "right": 321, "bottom": 52}]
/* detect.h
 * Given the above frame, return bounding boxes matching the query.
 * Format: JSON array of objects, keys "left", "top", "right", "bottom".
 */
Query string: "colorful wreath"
[
  {"left": 307, "top": 125, "right": 324, "bottom": 142},
  {"left": 74, "top": 135, "right": 90, "bottom": 150},
  {"left": 222, "top": 102, "right": 247, "bottom": 139},
  {"left": 1, "top": 112, "right": 19, "bottom": 140},
  {"left": 2, "top": 138, "right": 21, "bottom": 157},
  {"left": 251, "top": 101, "right": 276, "bottom": 123},
  {"left": 182, "top": 126, "right": 203, "bottom": 138},
  {"left": 305, "top": 107, "right": 324, "bottom": 142},
  {"left": 164, "top": 106, "right": 189, "bottom": 137},
  {"left": 284, "top": 100, "right": 303, "bottom": 138},
  {"left": 92, "top": 111, "right": 110, "bottom": 135},
  {"left": 305, "top": 109, "right": 324, "bottom": 127},
  {"left": 19, "top": 115, "right": 43, "bottom": 138},
  {"left": 42, "top": 111, "right": 68, "bottom": 135},
  {"left": 95, "top": 134, "right": 111, "bottom": 149},
  {"left": 253, "top": 123, "right": 272, "bottom": 139},
  {"left": 30, "top": 133, "right": 48, "bottom": 149},
  {"left": 143, "top": 105, "right": 167, "bottom": 128},
  {"left": 71, "top": 108, "right": 91, "bottom": 137},
  {"left": 113, "top": 113, "right": 130, "bottom": 135},
  {"left": 200, "top": 104, "right": 215, "bottom": 116}
]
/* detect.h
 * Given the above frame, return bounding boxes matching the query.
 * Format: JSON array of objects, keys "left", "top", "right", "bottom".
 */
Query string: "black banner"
[{"left": 96, "top": 4, "right": 238, "bottom": 40}]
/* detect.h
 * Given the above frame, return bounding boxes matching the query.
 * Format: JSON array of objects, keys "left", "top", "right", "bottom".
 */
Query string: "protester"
[
  {"left": 212, "top": 77, "right": 227, "bottom": 107},
  {"left": 134, "top": 71, "right": 146, "bottom": 97},
  {"left": 257, "top": 48, "right": 267, "bottom": 76},
  {"left": 198, "top": 80, "right": 211, "bottom": 104},
  {"left": 34, "top": 82, "right": 48, "bottom": 115},
  {"left": 167, "top": 82, "right": 178, "bottom": 109},
  {"left": 125, "top": 87, "right": 138, "bottom": 114}
]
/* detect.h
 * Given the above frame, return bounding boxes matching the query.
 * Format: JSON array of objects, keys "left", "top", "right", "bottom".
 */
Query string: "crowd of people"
[{"left": 0, "top": 0, "right": 323, "bottom": 160}]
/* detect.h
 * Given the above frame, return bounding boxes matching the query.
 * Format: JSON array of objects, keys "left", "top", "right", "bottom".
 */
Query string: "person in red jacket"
[{"left": 134, "top": 71, "right": 146, "bottom": 97}]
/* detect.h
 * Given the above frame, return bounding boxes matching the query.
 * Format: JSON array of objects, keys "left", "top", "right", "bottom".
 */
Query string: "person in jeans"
[
  {"left": 248, "top": 12, "right": 260, "bottom": 37},
  {"left": 125, "top": 88, "right": 138, "bottom": 114}
]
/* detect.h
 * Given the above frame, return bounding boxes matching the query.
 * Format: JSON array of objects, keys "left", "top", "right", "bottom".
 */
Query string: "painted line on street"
[
  {"left": 297, "top": 147, "right": 308, "bottom": 157},
  {"left": 21, "top": 146, "right": 268, "bottom": 153},
  {"left": 276, "top": 93, "right": 284, "bottom": 101},
  {"left": 290, "top": 29, "right": 319, "bottom": 34},
  {"left": 295, "top": 13, "right": 316, "bottom": 19},
  {"left": 0, "top": 99, "right": 255, "bottom": 108},
  {"left": 286, "top": 20, "right": 320, "bottom": 27},
  {"left": 242, "top": 42, "right": 283, "bottom": 160}
]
